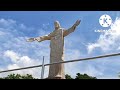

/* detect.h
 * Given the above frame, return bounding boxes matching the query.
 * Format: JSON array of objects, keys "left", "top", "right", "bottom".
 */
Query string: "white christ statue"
[{"left": 27, "top": 20, "right": 81, "bottom": 79}]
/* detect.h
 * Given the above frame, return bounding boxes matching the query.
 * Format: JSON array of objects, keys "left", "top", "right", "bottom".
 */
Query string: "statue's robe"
[{"left": 37, "top": 26, "right": 76, "bottom": 79}]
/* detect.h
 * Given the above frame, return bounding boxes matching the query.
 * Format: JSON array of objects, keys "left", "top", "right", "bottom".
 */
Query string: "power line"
[{"left": 0, "top": 52, "right": 120, "bottom": 73}]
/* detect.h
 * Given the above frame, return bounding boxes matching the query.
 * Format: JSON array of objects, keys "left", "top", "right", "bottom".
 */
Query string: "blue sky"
[{"left": 0, "top": 11, "right": 120, "bottom": 79}]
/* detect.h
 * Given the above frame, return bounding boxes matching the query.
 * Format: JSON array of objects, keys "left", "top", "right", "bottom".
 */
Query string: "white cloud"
[
  {"left": 0, "top": 19, "right": 16, "bottom": 27},
  {"left": 65, "top": 49, "right": 81, "bottom": 60},
  {"left": 19, "top": 24, "right": 27, "bottom": 30},
  {"left": 87, "top": 17, "right": 120, "bottom": 53},
  {"left": 117, "top": 47, "right": 120, "bottom": 50},
  {"left": 65, "top": 61, "right": 104, "bottom": 78},
  {"left": 0, "top": 31, "right": 6, "bottom": 36},
  {"left": 87, "top": 43, "right": 100, "bottom": 54},
  {"left": 64, "top": 48, "right": 104, "bottom": 78},
  {"left": 64, "top": 49, "right": 82, "bottom": 78},
  {"left": 2, "top": 50, "right": 42, "bottom": 78},
  {"left": 0, "top": 18, "right": 50, "bottom": 78},
  {"left": 8, "top": 64, "right": 20, "bottom": 70},
  {"left": 99, "top": 76, "right": 119, "bottom": 79},
  {"left": 79, "top": 63, "right": 103, "bottom": 76},
  {"left": 4, "top": 50, "right": 20, "bottom": 62}
]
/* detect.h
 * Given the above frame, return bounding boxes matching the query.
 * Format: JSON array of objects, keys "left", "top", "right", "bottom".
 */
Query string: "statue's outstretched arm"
[
  {"left": 63, "top": 20, "right": 81, "bottom": 37},
  {"left": 26, "top": 34, "right": 51, "bottom": 42}
]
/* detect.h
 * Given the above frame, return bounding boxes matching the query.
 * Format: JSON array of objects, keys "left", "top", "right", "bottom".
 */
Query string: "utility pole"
[{"left": 41, "top": 56, "right": 45, "bottom": 79}]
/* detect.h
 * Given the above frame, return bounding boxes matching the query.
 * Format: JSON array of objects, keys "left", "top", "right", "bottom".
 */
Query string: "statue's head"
[{"left": 54, "top": 21, "right": 61, "bottom": 30}]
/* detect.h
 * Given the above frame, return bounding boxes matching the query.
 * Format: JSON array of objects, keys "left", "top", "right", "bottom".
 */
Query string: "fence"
[{"left": 0, "top": 52, "right": 120, "bottom": 79}]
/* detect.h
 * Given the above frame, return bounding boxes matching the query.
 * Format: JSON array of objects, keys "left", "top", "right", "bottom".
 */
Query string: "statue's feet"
[{"left": 46, "top": 75, "right": 65, "bottom": 79}]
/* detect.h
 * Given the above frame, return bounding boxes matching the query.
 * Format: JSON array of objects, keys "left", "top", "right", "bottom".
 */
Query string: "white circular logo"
[{"left": 99, "top": 14, "right": 112, "bottom": 27}]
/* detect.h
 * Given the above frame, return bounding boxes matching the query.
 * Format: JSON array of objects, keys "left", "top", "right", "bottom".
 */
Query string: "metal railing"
[{"left": 0, "top": 52, "right": 120, "bottom": 78}]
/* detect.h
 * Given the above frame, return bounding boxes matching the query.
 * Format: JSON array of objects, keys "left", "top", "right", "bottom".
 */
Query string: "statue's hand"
[
  {"left": 26, "top": 38, "right": 36, "bottom": 42},
  {"left": 35, "top": 37, "right": 42, "bottom": 42},
  {"left": 26, "top": 37, "right": 42, "bottom": 42},
  {"left": 74, "top": 20, "right": 81, "bottom": 26}
]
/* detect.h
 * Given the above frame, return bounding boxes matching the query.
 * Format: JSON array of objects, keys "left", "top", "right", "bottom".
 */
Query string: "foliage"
[
  {"left": 65, "top": 73, "right": 97, "bottom": 79},
  {"left": 0, "top": 73, "right": 97, "bottom": 79},
  {"left": 0, "top": 74, "right": 35, "bottom": 79},
  {"left": 75, "top": 73, "right": 97, "bottom": 79},
  {"left": 65, "top": 74, "right": 73, "bottom": 79}
]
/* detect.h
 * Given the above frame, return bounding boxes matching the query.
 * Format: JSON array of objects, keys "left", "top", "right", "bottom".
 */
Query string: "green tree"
[
  {"left": 65, "top": 74, "right": 73, "bottom": 79},
  {"left": 0, "top": 74, "right": 36, "bottom": 79},
  {"left": 0, "top": 73, "right": 97, "bottom": 79},
  {"left": 65, "top": 73, "right": 97, "bottom": 79},
  {"left": 75, "top": 73, "right": 97, "bottom": 79}
]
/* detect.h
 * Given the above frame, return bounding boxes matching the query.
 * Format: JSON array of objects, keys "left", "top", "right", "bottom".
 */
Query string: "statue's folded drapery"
[{"left": 27, "top": 20, "right": 81, "bottom": 79}]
